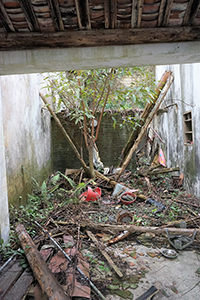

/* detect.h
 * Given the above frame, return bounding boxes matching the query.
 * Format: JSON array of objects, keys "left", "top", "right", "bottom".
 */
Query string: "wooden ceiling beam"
[
  {"left": 162, "top": 0, "right": 173, "bottom": 27},
  {"left": 18, "top": 0, "right": 39, "bottom": 31},
  {"left": 0, "top": 1, "right": 15, "bottom": 32},
  {"left": 0, "top": 26, "right": 200, "bottom": 50},
  {"left": 47, "top": 0, "right": 64, "bottom": 31}
]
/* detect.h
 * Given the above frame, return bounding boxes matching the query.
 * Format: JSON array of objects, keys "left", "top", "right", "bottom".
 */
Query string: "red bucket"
[{"left": 80, "top": 187, "right": 101, "bottom": 201}]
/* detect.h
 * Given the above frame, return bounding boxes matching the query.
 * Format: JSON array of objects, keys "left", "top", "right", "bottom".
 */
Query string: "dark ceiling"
[{"left": 0, "top": 0, "right": 200, "bottom": 50}]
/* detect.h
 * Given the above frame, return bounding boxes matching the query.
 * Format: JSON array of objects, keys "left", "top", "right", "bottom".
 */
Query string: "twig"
[
  {"left": 163, "top": 199, "right": 174, "bottom": 216},
  {"left": 95, "top": 69, "right": 113, "bottom": 141},
  {"left": 86, "top": 230, "right": 123, "bottom": 277},
  {"left": 174, "top": 198, "right": 200, "bottom": 208}
]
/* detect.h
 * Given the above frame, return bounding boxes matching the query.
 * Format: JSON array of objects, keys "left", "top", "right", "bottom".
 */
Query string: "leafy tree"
[{"left": 43, "top": 67, "right": 155, "bottom": 177}]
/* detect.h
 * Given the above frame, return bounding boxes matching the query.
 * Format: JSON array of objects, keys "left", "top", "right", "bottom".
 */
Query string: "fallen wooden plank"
[
  {"left": 3, "top": 268, "right": 33, "bottom": 300},
  {"left": 0, "top": 260, "right": 23, "bottom": 300},
  {"left": 16, "top": 224, "right": 70, "bottom": 300},
  {"left": 147, "top": 167, "right": 179, "bottom": 175},
  {"left": 135, "top": 285, "right": 158, "bottom": 300},
  {"left": 86, "top": 230, "right": 123, "bottom": 278},
  {"left": 81, "top": 222, "right": 200, "bottom": 241}
]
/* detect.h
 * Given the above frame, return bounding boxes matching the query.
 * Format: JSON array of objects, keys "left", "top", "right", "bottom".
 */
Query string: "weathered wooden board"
[
  {"left": 2, "top": 268, "right": 33, "bottom": 300},
  {"left": 0, "top": 261, "right": 23, "bottom": 299}
]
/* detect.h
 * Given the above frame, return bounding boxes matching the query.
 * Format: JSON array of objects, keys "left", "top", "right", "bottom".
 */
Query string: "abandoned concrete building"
[{"left": 0, "top": 0, "right": 200, "bottom": 245}]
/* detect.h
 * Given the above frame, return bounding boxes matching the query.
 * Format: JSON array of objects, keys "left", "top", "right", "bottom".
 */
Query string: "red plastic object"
[
  {"left": 80, "top": 187, "right": 101, "bottom": 201},
  {"left": 120, "top": 190, "right": 137, "bottom": 205}
]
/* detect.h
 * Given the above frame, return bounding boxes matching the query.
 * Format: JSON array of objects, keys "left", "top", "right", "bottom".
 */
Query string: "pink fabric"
[{"left": 158, "top": 149, "right": 166, "bottom": 167}]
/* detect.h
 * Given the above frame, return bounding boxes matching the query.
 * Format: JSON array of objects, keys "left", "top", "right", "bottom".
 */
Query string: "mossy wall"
[
  {"left": 155, "top": 64, "right": 200, "bottom": 198},
  {"left": 52, "top": 111, "right": 143, "bottom": 173},
  {"left": 1, "top": 74, "right": 52, "bottom": 207}
]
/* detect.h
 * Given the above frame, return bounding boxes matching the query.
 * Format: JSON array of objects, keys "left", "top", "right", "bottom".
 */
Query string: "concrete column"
[{"left": 0, "top": 91, "right": 10, "bottom": 243}]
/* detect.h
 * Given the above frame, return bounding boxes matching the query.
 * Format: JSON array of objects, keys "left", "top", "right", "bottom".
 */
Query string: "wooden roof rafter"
[
  {"left": 162, "top": 0, "right": 173, "bottom": 26},
  {"left": 18, "top": 0, "right": 39, "bottom": 31},
  {"left": 189, "top": 1, "right": 200, "bottom": 25},
  {"left": 110, "top": 0, "right": 117, "bottom": 29},
  {"left": 104, "top": 0, "right": 110, "bottom": 29},
  {"left": 131, "top": 0, "right": 138, "bottom": 28},
  {"left": 0, "top": 1, "right": 15, "bottom": 32},
  {"left": 137, "top": 0, "right": 143, "bottom": 28},
  {"left": 183, "top": 0, "right": 196, "bottom": 25},
  {"left": 158, "top": 0, "right": 167, "bottom": 27},
  {"left": 47, "top": 0, "right": 64, "bottom": 31},
  {"left": 75, "top": 0, "right": 91, "bottom": 30}
]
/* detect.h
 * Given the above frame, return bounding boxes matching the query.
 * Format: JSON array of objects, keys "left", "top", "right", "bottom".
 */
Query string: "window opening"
[{"left": 183, "top": 111, "right": 193, "bottom": 144}]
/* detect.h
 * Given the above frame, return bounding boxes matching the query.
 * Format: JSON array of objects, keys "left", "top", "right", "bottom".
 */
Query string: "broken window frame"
[{"left": 183, "top": 111, "right": 193, "bottom": 145}]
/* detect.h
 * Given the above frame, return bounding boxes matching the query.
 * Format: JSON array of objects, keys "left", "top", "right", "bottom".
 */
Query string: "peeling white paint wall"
[
  {"left": 0, "top": 92, "right": 10, "bottom": 243},
  {"left": 0, "top": 73, "right": 52, "bottom": 240},
  {"left": 155, "top": 64, "right": 200, "bottom": 198}
]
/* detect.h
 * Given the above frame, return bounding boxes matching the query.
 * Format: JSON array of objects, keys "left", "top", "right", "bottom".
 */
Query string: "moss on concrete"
[{"left": 7, "top": 159, "right": 52, "bottom": 207}]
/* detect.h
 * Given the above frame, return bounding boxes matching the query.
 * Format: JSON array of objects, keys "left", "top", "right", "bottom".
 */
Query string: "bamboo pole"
[
  {"left": 116, "top": 73, "right": 174, "bottom": 181},
  {"left": 39, "top": 92, "right": 91, "bottom": 177},
  {"left": 81, "top": 222, "right": 200, "bottom": 240},
  {"left": 120, "top": 71, "right": 172, "bottom": 165},
  {"left": 16, "top": 224, "right": 69, "bottom": 300}
]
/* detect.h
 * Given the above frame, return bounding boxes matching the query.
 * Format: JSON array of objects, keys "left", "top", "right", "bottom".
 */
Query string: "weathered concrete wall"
[
  {"left": 52, "top": 112, "right": 141, "bottom": 173},
  {"left": 1, "top": 73, "right": 52, "bottom": 207},
  {"left": 155, "top": 64, "right": 200, "bottom": 198},
  {"left": 0, "top": 92, "right": 10, "bottom": 243},
  {"left": 0, "top": 42, "right": 200, "bottom": 75}
]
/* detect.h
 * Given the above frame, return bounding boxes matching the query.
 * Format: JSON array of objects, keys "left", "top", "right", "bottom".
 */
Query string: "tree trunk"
[{"left": 87, "top": 138, "right": 95, "bottom": 178}]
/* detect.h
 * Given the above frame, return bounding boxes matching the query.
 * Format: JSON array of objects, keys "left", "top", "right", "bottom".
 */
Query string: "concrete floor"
[{"left": 106, "top": 243, "right": 200, "bottom": 300}]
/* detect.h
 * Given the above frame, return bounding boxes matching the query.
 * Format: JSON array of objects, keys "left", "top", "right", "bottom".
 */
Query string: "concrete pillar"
[{"left": 0, "top": 91, "right": 10, "bottom": 243}]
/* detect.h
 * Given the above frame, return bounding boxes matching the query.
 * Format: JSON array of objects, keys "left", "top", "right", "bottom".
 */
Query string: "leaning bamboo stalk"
[
  {"left": 116, "top": 73, "right": 174, "bottom": 180},
  {"left": 120, "top": 71, "right": 172, "bottom": 165},
  {"left": 16, "top": 224, "right": 69, "bottom": 300},
  {"left": 39, "top": 92, "right": 90, "bottom": 177}
]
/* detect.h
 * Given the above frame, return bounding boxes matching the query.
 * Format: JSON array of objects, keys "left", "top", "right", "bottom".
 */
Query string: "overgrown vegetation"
[
  {"left": 1, "top": 168, "right": 199, "bottom": 262},
  {"left": 0, "top": 172, "right": 91, "bottom": 261},
  {"left": 42, "top": 67, "right": 155, "bottom": 178}
]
